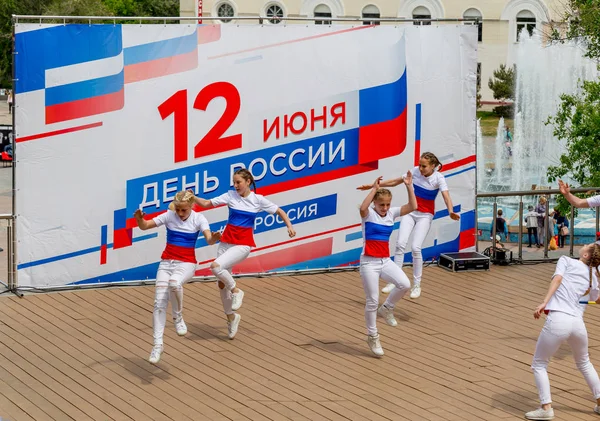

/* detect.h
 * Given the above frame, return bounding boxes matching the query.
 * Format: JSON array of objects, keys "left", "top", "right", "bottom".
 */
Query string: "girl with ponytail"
[
  {"left": 193, "top": 168, "right": 296, "bottom": 340},
  {"left": 525, "top": 244, "right": 600, "bottom": 420}
]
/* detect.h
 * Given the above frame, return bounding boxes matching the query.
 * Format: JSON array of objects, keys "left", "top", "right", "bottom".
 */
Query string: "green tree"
[
  {"left": 0, "top": 0, "right": 180, "bottom": 87},
  {"left": 546, "top": 81, "right": 600, "bottom": 184},
  {"left": 42, "top": 0, "right": 111, "bottom": 16},
  {"left": 488, "top": 64, "right": 515, "bottom": 118},
  {"left": 134, "top": 0, "right": 178, "bottom": 17},
  {"left": 564, "top": 0, "right": 600, "bottom": 60},
  {"left": 0, "top": 0, "right": 55, "bottom": 87},
  {"left": 546, "top": 0, "right": 600, "bottom": 213}
]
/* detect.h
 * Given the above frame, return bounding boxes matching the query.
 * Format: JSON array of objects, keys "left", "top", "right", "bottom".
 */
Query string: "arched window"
[
  {"left": 362, "top": 4, "right": 380, "bottom": 26},
  {"left": 216, "top": 1, "right": 235, "bottom": 23},
  {"left": 412, "top": 6, "right": 431, "bottom": 26},
  {"left": 266, "top": 3, "right": 284, "bottom": 24},
  {"left": 463, "top": 8, "right": 482, "bottom": 42},
  {"left": 314, "top": 4, "right": 332, "bottom": 25},
  {"left": 516, "top": 9, "right": 536, "bottom": 41}
]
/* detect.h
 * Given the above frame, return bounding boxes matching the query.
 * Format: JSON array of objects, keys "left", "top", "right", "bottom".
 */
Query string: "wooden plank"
[{"left": 2, "top": 263, "right": 600, "bottom": 420}]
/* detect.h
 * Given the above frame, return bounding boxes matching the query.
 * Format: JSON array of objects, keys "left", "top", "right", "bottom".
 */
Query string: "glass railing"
[{"left": 476, "top": 188, "right": 600, "bottom": 261}]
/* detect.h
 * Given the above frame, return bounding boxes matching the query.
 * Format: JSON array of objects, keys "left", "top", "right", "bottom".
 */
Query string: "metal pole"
[
  {"left": 518, "top": 200, "right": 523, "bottom": 260},
  {"left": 7, "top": 224, "right": 13, "bottom": 290},
  {"left": 475, "top": 198, "right": 479, "bottom": 252},
  {"left": 492, "top": 200, "right": 498, "bottom": 259},
  {"left": 474, "top": 117, "right": 479, "bottom": 253},
  {"left": 13, "top": 14, "right": 480, "bottom": 23},
  {"left": 477, "top": 187, "right": 600, "bottom": 198},
  {"left": 569, "top": 205, "right": 575, "bottom": 257},
  {"left": 11, "top": 19, "right": 16, "bottom": 289},
  {"left": 544, "top": 197, "right": 549, "bottom": 259},
  {"left": 594, "top": 206, "right": 600, "bottom": 241}
]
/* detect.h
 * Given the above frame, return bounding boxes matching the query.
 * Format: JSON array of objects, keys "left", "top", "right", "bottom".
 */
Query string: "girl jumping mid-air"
[
  {"left": 193, "top": 168, "right": 296, "bottom": 339},
  {"left": 135, "top": 190, "right": 221, "bottom": 364},
  {"left": 359, "top": 152, "right": 459, "bottom": 299},
  {"left": 359, "top": 173, "right": 417, "bottom": 356}
]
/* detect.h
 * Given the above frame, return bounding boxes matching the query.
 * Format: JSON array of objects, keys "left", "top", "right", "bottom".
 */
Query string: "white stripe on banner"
[
  {"left": 122, "top": 24, "right": 197, "bottom": 48},
  {"left": 45, "top": 52, "right": 124, "bottom": 88},
  {"left": 15, "top": 23, "right": 62, "bottom": 34}
]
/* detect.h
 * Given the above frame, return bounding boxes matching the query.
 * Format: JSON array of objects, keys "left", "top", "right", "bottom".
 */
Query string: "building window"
[
  {"left": 362, "top": 4, "right": 380, "bottom": 25},
  {"left": 217, "top": 2, "right": 235, "bottom": 23},
  {"left": 477, "top": 63, "right": 481, "bottom": 89},
  {"left": 463, "top": 8, "right": 482, "bottom": 42},
  {"left": 516, "top": 10, "right": 536, "bottom": 41},
  {"left": 412, "top": 6, "right": 431, "bottom": 26},
  {"left": 314, "top": 4, "right": 332, "bottom": 25},
  {"left": 266, "top": 3, "right": 284, "bottom": 24}
]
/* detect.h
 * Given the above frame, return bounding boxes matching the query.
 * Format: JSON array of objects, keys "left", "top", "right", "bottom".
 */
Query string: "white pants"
[
  {"left": 531, "top": 311, "right": 600, "bottom": 404},
  {"left": 360, "top": 256, "right": 411, "bottom": 336},
  {"left": 212, "top": 242, "right": 251, "bottom": 315},
  {"left": 395, "top": 211, "right": 433, "bottom": 286},
  {"left": 153, "top": 260, "right": 196, "bottom": 346}
]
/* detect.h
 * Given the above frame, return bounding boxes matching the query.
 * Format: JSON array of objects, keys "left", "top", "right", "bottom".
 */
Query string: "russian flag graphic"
[
  {"left": 15, "top": 24, "right": 221, "bottom": 126},
  {"left": 123, "top": 27, "right": 199, "bottom": 84},
  {"left": 15, "top": 25, "right": 124, "bottom": 124},
  {"left": 414, "top": 184, "right": 438, "bottom": 215},
  {"left": 221, "top": 208, "right": 258, "bottom": 247},
  {"left": 364, "top": 222, "right": 393, "bottom": 258}
]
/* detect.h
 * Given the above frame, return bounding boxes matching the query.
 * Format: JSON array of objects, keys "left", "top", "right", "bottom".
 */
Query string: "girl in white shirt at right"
[{"left": 525, "top": 243, "right": 600, "bottom": 420}]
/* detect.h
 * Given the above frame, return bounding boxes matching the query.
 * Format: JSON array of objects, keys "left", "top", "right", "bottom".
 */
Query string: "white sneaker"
[
  {"left": 524, "top": 407, "right": 554, "bottom": 420},
  {"left": 367, "top": 334, "right": 384, "bottom": 357},
  {"left": 227, "top": 313, "right": 241, "bottom": 339},
  {"left": 381, "top": 283, "right": 395, "bottom": 294},
  {"left": 231, "top": 289, "right": 245, "bottom": 311},
  {"left": 148, "top": 345, "right": 163, "bottom": 364},
  {"left": 410, "top": 285, "right": 421, "bottom": 299},
  {"left": 377, "top": 304, "right": 398, "bottom": 327},
  {"left": 594, "top": 405, "right": 600, "bottom": 414},
  {"left": 174, "top": 317, "right": 187, "bottom": 336}
]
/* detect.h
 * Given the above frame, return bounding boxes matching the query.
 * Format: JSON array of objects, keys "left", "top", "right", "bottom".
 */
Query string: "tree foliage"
[
  {"left": 0, "top": 0, "right": 179, "bottom": 88},
  {"left": 488, "top": 64, "right": 515, "bottom": 118},
  {"left": 564, "top": 0, "right": 600, "bottom": 60},
  {"left": 547, "top": 80, "right": 600, "bottom": 186},
  {"left": 546, "top": 0, "right": 600, "bottom": 214}
]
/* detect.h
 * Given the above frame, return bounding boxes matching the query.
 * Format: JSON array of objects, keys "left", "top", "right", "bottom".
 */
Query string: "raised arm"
[
  {"left": 559, "top": 180, "right": 590, "bottom": 208},
  {"left": 275, "top": 208, "right": 296, "bottom": 238},
  {"left": 360, "top": 177, "right": 382, "bottom": 218},
  {"left": 192, "top": 194, "right": 213, "bottom": 208},
  {"left": 134, "top": 209, "right": 157, "bottom": 231},
  {"left": 357, "top": 176, "right": 404, "bottom": 191},
  {"left": 399, "top": 170, "right": 417, "bottom": 216}
]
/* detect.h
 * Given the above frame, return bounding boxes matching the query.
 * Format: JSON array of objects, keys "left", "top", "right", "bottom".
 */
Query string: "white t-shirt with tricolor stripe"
[
  {"left": 211, "top": 190, "right": 278, "bottom": 247},
  {"left": 361, "top": 207, "right": 402, "bottom": 258},
  {"left": 153, "top": 210, "right": 209, "bottom": 263},
  {"left": 404, "top": 167, "right": 448, "bottom": 215}
]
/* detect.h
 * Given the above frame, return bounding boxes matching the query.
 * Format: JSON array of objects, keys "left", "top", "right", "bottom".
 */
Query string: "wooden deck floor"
[{"left": 2, "top": 263, "right": 600, "bottom": 420}]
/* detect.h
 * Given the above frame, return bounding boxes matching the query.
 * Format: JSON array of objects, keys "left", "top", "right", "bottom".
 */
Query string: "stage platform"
[{"left": 2, "top": 263, "right": 600, "bottom": 420}]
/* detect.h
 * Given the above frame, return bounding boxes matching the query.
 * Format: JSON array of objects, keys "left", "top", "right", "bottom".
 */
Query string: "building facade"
[{"left": 180, "top": 0, "right": 566, "bottom": 102}]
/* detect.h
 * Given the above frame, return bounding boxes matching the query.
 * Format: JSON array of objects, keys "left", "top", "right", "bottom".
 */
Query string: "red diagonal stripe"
[{"left": 441, "top": 155, "right": 476, "bottom": 172}]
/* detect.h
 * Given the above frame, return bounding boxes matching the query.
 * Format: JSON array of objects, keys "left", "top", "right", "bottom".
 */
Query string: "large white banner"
[{"left": 14, "top": 23, "right": 477, "bottom": 287}]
